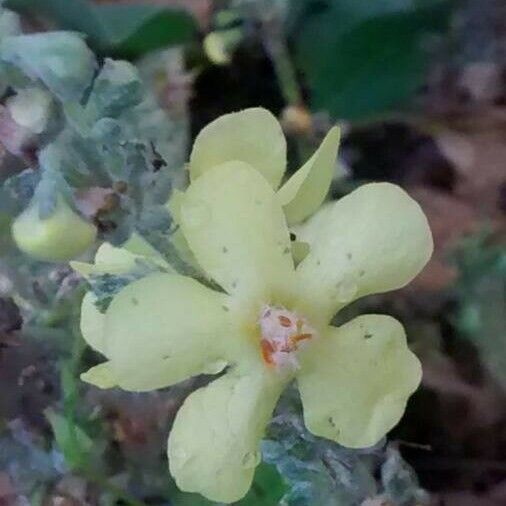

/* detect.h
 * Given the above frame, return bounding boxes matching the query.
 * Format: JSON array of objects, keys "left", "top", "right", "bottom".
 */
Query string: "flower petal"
[
  {"left": 71, "top": 243, "right": 139, "bottom": 278},
  {"left": 80, "top": 292, "right": 107, "bottom": 354},
  {"left": 189, "top": 108, "right": 286, "bottom": 189},
  {"left": 120, "top": 232, "right": 168, "bottom": 262},
  {"left": 292, "top": 240, "right": 310, "bottom": 266},
  {"left": 71, "top": 233, "right": 170, "bottom": 278},
  {"left": 168, "top": 370, "right": 283, "bottom": 503},
  {"left": 295, "top": 183, "right": 433, "bottom": 323},
  {"left": 81, "top": 361, "right": 117, "bottom": 389},
  {"left": 74, "top": 235, "right": 172, "bottom": 354},
  {"left": 75, "top": 244, "right": 140, "bottom": 354},
  {"left": 277, "top": 126, "right": 341, "bottom": 225},
  {"left": 170, "top": 228, "right": 201, "bottom": 272},
  {"left": 104, "top": 273, "right": 237, "bottom": 392},
  {"left": 166, "top": 188, "right": 185, "bottom": 224},
  {"left": 163, "top": 191, "right": 205, "bottom": 272},
  {"left": 297, "top": 315, "right": 421, "bottom": 448},
  {"left": 180, "top": 161, "right": 294, "bottom": 303}
]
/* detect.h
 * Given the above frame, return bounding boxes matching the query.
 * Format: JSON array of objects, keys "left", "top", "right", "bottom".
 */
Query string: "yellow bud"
[
  {"left": 203, "top": 32, "right": 230, "bottom": 65},
  {"left": 203, "top": 28, "right": 242, "bottom": 66},
  {"left": 12, "top": 195, "right": 97, "bottom": 262},
  {"left": 281, "top": 105, "right": 313, "bottom": 136}
]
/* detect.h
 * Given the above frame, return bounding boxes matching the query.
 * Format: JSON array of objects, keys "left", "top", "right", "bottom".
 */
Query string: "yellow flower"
[
  {"left": 167, "top": 107, "right": 340, "bottom": 269},
  {"left": 76, "top": 109, "right": 432, "bottom": 503},
  {"left": 176, "top": 107, "right": 342, "bottom": 226}
]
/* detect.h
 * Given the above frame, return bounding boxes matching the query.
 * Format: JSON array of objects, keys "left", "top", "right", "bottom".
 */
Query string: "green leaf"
[
  {"left": 6, "top": 0, "right": 100, "bottom": 40},
  {"left": 6, "top": 0, "right": 196, "bottom": 57},
  {"left": 93, "top": 4, "right": 196, "bottom": 58},
  {"left": 452, "top": 233, "right": 506, "bottom": 388},
  {"left": 291, "top": 0, "right": 453, "bottom": 120},
  {"left": 238, "top": 463, "right": 287, "bottom": 506},
  {"left": 1, "top": 31, "right": 96, "bottom": 101},
  {"left": 45, "top": 408, "right": 93, "bottom": 470},
  {"left": 171, "top": 463, "right": 286, "bottom": 506}
]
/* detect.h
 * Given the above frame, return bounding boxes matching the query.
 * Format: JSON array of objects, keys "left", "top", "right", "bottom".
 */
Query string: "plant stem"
[
  {"left": 61, "top": 294, "right": 149, "bottom": 506},
  {"left": 267, "top": 35, "right": 302, "bottom": 106},
  {"left": 260, "top": 11, "right": 303, "bottom": 106}
]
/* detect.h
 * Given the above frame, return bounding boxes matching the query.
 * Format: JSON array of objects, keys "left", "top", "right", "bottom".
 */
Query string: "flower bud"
[{"left": 12, "top": 195, "right": 97, "bottom": 262}]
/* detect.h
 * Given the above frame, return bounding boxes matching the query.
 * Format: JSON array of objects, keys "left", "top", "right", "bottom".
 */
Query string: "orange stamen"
[
  {"left": 278, "top": 315, "right": 292, "bottom": 327},
  {"left": 293, "top": 333, "right": 312, "bottom": 343},
  {"left": 261, "top": 339, "right": 276, "bottom": 365},
  {"left": 285, "top": 333, "right": 313, "bottom": 352}
]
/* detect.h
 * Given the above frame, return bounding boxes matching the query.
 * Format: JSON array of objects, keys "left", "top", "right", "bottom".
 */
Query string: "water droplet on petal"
[
  {"left": 335, "top": 279, "right": 357, "bottom": 303},
  {"left": 241, "top": 450, "right": 261, "bottom": 469},
  {"left": 184, "top": 200, "right": 211, "bottom": 228}
]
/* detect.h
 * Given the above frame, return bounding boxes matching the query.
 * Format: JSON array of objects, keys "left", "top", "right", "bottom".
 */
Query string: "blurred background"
[{"left": 0, "top": 1, "right": 505, "bottom": 505}]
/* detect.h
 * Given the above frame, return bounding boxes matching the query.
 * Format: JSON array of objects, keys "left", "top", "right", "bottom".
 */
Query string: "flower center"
[{"left": 258, "top": 305, "right": 317, "bottom": 370}]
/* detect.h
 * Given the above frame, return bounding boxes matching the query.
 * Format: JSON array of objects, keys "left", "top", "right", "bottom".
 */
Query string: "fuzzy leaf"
[
  {"left": 85, "top": 59, "right": 143, "bottom": 120},
  {"left": 1, "top": 31, "right": 96, "bottom": 101}
]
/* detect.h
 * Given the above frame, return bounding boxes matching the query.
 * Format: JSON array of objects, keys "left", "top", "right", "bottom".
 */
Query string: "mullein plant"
[
  {"left": 0, "top": 3, "right": 187, "bottom": 264},
  {"left": 75, "top": 108, "right": 433, "bottom": 503}
]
